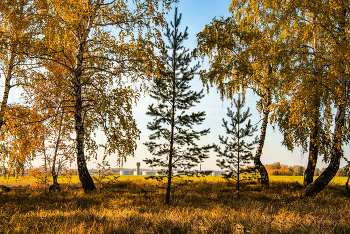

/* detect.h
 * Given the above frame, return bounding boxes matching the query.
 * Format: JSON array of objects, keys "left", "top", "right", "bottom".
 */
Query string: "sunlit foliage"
[
  {"left": 19, "top": 0, "right": 178, "bottom": 192},
  {"left": 0, "top": 0, "right": 42, "bottom": 174}
]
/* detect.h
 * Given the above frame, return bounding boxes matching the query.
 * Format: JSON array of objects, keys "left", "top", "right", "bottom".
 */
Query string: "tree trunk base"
[
  {"left": 303, "top": 172, "right": 315, "bottom": 187},
  {"left": 49, "top": 182, "right": 61, "bottom": 193},
  {"left": 0, "top": 185, "right": 11, "bottom": 193},
  {"left": 254, "top": 158, "right": 269, "bottom": 188},
  {"left": 79, "top": 175, "right": 96, "bottom": 193},
  {"left": 301, "top": 161, "right": 340, "bottom": 198}
]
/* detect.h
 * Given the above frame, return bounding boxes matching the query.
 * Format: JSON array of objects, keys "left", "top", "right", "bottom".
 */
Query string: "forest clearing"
[
  {"left": 0, "top": 176, "right": 349, "bottom": 233},
  {"left": 1, "top": 1, "right": 350, "bottom": 234},
  {"left": 1, "top": 0, "right": 350, "bottom": 199}
]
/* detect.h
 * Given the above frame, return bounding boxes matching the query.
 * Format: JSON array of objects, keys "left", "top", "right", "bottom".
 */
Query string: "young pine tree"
[
  {"left": 143, "top": 8, "right": 211, "bottom": 205},
  {"left": 215, "top": 96, "right": 258, "bottom": 194}
]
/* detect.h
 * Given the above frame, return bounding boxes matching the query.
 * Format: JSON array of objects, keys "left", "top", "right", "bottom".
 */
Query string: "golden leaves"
[
  {"left": 197, "top": 0, "right": 350, "bottom": 162},
  {"left": 0, "top": 0, "right": 178, "bottom": 175}
]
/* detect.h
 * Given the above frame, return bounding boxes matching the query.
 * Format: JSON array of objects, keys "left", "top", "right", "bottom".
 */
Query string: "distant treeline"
[{"left": 265, "top": 162, "right": 348, "bottom": 177}]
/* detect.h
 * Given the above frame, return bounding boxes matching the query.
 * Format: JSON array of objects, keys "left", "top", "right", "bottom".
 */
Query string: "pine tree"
[
  {"left": 143, "top": 7, "right": 212, "bottom": 205},
  {"left": 215, "top": 96, "right": 258, "bottom": 195}
]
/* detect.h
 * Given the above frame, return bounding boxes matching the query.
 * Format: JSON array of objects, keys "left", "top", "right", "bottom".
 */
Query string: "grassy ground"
[
  {"left": 1, "top": 175, "right": 348, "bottom": 185},
  {"left": 0, "top": 176, "right": 349, "bottom": 233},
  {"left": 268, "top": 175, "right": 349, "bottom": 185}
]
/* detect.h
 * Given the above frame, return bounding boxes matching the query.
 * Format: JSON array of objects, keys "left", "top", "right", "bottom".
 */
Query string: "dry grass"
[{"left": 0, "top": 177, "right": 349, "bottom": 233}]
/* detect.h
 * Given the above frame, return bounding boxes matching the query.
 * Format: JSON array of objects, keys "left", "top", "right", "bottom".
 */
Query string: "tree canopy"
[{"left": 0, "top": 0, "right": 178, "bottom": 192}]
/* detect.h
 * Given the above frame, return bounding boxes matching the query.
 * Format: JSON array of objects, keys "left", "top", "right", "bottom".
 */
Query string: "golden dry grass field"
[{"left": 0, "top": 175, "right": 349, "bottom": 233}]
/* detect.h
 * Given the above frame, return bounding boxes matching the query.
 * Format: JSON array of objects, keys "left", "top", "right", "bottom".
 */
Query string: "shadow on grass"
[{"left": 1, "top": 179, "right": 350, "bottom": 233}]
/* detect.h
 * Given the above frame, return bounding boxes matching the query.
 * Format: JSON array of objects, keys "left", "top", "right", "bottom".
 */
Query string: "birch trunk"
[
  {"left": 237, "top": 111, "right": 240, "bottom": 195},
  {"left": 304, "top": 80, "right": 321, "bottom": 186},
  {"left": 301, "top": 7, "right": 347, "bottom": 197},
  {"left": 304, "top": 19, "right": 323, "bottom": 187},
  {"left": 304, "top": 89, "right": 321, "bottom": 187},
  {"left": 51, "top": 110, "right": 64, "bottom": 185},
  {"left": 254, "top": 88, "right": 271, "bottom": 188},
  {"left": 0, "top": 47, "right": 16, "bottom": 191},
  {"left": 73, "top": 13, "right": 96, "bottom": 193},
  {"left": 304, "top": 118, "right": 319, "bottom": 186},
  {"left": 0, "top": 49, "right": 16, "bottom": 131},
  {"left": 43, "top": 139, "right": 47, "bottom": 192},
  {"left": 74, "top": 69, "right": 95, "bottom": 193},
  {"left": 301, "top": 94, "right": 345, "bottom": 197}
]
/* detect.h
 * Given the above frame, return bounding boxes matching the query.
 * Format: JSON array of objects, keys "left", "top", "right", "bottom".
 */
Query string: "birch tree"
[
  {"left": 294, "top": 0, "right": 350, "bottom": 198},
  {"left": 273, "top": 19, "right": 333, "bottom": 187},
  {"left": 29, "top": 0, "right": 177, "bottom": 192},
  {"left": 22, "top": 61, "right": 75, "bottom": 191},
  {"left": 0, "top": 0, "right": 41, "bottom": 191},
  {"left": 241, "top": 0, "right": 350, "bottom": 197}
]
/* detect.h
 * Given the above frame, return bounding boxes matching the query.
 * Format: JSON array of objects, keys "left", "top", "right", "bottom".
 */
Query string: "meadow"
[{"left": 0, "top": 175, "right": 349, "bottom": 233}]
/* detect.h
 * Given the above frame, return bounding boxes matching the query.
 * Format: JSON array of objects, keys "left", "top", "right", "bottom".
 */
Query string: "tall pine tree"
[
  {"left": 215, "top": 96, "right": 258, "bottom": 195},
  {"left": 143, "top": 7, "right": 211, "bottom": 205}
]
